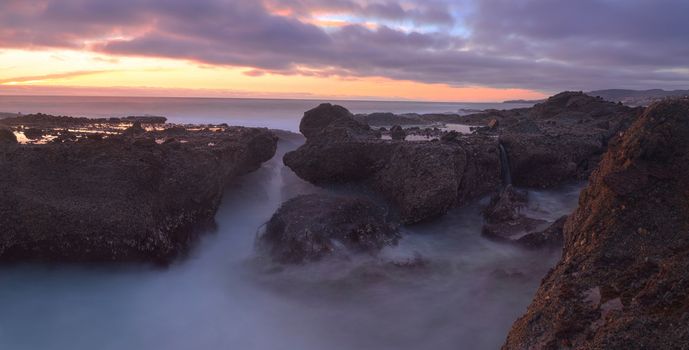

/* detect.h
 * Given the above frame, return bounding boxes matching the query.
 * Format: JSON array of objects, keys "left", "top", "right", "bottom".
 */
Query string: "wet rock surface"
[
  {"left": 516, "top": 215, "right": 567, "bottom": 249},
  {"left": 503, "top": 98, "right": 689, "bottom": 349},
  {"left": 284, "top": 103, "right": 501, "bottom": 224},
  {"left": 285, "top": 92, "right": 638, "bottom": 224},
  {"left": 458, "top": 92, "right": 641, "bottom": 187},
  {"left": 481, "top": 185, "right": 549, "bottom": 242},
  {"left": 257, "top": 194, "right": 399, "bottom": 264},
  {"left": 0, "top": 115, "right": 278, "bottom": 264}
]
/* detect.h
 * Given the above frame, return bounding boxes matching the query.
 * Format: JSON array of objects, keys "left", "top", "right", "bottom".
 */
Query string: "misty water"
[{"left": 0, "top": 138, "right": 583, "bottom": 350}]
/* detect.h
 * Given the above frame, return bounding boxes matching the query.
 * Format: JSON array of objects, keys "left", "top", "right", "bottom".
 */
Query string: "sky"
[{"left": 0, "top": 0, "right": 687, "bottom": 102}]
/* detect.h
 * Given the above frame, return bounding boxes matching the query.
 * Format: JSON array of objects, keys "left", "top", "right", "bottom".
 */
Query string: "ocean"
[{"left": 0, "top": 95, "right": 530, "bottom": 132}]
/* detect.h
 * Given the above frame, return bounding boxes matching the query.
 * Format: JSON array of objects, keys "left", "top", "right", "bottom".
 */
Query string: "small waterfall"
[{"left": 498, "top": 142, "right": 512, "bottom": 186}]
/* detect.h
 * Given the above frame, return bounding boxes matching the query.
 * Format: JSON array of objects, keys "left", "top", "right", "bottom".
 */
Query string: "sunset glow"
[
  {"left": 1, "top": 0, "right": 687, "bottom": 101},
  {"left": 0, "top": 48, "right": 543, "bottom": 102}
]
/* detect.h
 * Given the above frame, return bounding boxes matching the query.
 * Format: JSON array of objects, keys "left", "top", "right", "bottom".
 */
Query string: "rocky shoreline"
[
  {"left": 503, "top": 97, "right": 689, "bottom": 349},
  {"left": 0, "top": 114, "right": 277, "bottom": 264},
  {"left": 2, "top": 92, "right": 687, "bottom": 348}
]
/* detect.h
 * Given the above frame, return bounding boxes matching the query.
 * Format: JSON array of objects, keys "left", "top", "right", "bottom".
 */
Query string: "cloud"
[
  {"left": 0, "top": 70, "right": 110, "bottom": 84},
  {"left": 0, "top": 0, "right": 687, "bottom": 91}
]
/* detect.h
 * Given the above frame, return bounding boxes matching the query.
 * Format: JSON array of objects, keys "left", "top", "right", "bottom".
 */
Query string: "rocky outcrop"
[
  {"left": 299, "top": 103, "right": 374, "bottom": 140},
  {"left": 460, "top": 92, "right": 641, "bottom": 188},
  {"left": 257, "top": 194, "right": 399, "bottom": 264},
  {"left": 390, "top": 125, "right": 406, "bottom": 140},
  {"left": 481, "top": 185, "right": 548, "bottom": 242},
  {"left": 516, "top": 215, "right": 567, "bottom": 249},
  {"left": 503, "top": 98, "right": 689, "bottom": 349},
  {"left": 284, "top": 104, "right": 501, "bottom": 224},
  {"left": 0, "top": 117, "right": 277, "bottom": 264}
]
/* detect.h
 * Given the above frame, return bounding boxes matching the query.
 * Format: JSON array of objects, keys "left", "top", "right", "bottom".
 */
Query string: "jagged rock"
[
  {"left": 284, "top": 104, "right": 501, "bottom": 224},
  {"left": 483, "top": 185, "right": 528, "bottom": 224},
  {"left": 516, "top": 215, "right": 567, "bottom": 248},
  {"left": 0, "top": 118, "right": 277, "bottom": 264},
  {"left": 461, "top": 92, "right": 641, "bottom": 188},
  {"left": 258, "top": 194, "right": 399, "bottom": 264},
  {"left": 299, "top": 103, "right": 373, "bottom": 140},
  {"left": 390, "top": 125, "right": 406, "bottom": 140},
  {"left": 499, "top": 132, "right": 604, "bottom": 188},
  {"left": 503, "top": 98, "right": 689, "bottom": 349}
]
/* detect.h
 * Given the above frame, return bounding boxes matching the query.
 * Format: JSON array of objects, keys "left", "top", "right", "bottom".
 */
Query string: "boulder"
[
  {"left": 285, "top": 104, "right": 501, "bottom": 223},
  {"left": 23, "top": 128, "right": 43, "bottom": 140},
  {"left": 390, "top": 125, "right": 406, "bottom": 140},
  {"left": 480, "top": 185, "right": 549, "bottom": 241},
  {"left": 503, "top": 98, "right": 689, "bottom": 349},
  {"left": 0, "top": 119, "right": 277, "bottom": 264},
  {"left": 258, "top": 194, "right": 399, "bottom": 264},
  {"left": 516, "top": 215, "right": 567, "bottom": 248},
  {"left": 299, "top": 103, "right": 372, "bottom": 140},
  {"left": 483, "top": 185, "right": 528, "bottom": 224}
]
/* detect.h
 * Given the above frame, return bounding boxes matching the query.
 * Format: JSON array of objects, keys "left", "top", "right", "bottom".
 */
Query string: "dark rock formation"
[
  {"left": 354, "top": 112, "right": 432, "bottom": 126},
  {"left": 503, "top": 98, "right": 689, "bottom": 349},
  {"left": 284, "top": 104, "right": 501, "bottom": 224},
  {"left": 459, "top": 92, "right": 641, "bottom": 188},
  {"left": 299, "top": 103, "right": 373, "bottom": 140},
  {"left": 23, "top": 128, "right": 43, "bottom": 140},
  {"left": 258, "top": 194, "right": 399, "bottom": 264},
  {"left": 123, "top": 121, "right": 145, "bottom": 135},
  {"left": 483, "top": 185, "right": 527, "bottom": 224},
  {"left": 390, "top": 125, "right": 406, "bottom": 140},
  {"left": 286, "top": 93, "right": 638, "bottom": 223},
  {"left": 516, "top": 215, "right": 567, "bottom": 249},
  {"left": 0, "top": 118, "right": 277, "bottom": 264}
]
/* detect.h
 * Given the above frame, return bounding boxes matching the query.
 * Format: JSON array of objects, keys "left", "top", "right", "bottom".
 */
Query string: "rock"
[
  {"left": 0, "top": 128, "right": 16, "bottom": 144},
  {"left": 285, "top": 104, "right": 501, "bottom": 223},
  {"left": 258, "top": 194, "right": 399, "bottom": 264},
  {"left": 483, "top": 185, "right": 528, "bottom": 224},
  {"left": 53, "top": 129, "right": 77, "bottom": 143},
  {"left": 390, "top": 125, "right": 406, "bottom": 140},
  {"left": 0, "top": 117, "right": 277, "bottom": 264},
  {"left": 462, "top": 92, "right": 640, "bottom": 188},
  {"left": 487, "top": 118, "right": 499, "bottom": 129},
  {"left": 503, "top": 98, "right": 689, "bottom": 349},
  {"left": 482, "top": 217, "right": 548, "bottom": 242},
  {"left": 354, "top": 112, "right": 431, "bottom": 126},
  {"left": 299, "top": 103, "right": 372, "bottom": 139},
  {"left": 500, "top": 132, "right": 605, "bottom": 188},
  {"left": 516, "top": 215, "right": 567, "bottom": 248},
  {"left": 123, "top": 121, "right": 145, "bottom": 135},
  {"left": 480, "top": 185, "right": 556, "bottom": 242},
  {"left": 286, "top": 92, "right": 639, "bottom": 222},
  {"left": 23, "top": 128, "right": 43, "bottom": 140},
  {"left": 440, "top": 130, "right": 460, "bottom": 142}
]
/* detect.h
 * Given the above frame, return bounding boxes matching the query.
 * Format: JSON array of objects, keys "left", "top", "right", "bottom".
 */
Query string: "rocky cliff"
[{"left": 503, "top": 98, "right": 689, "bottom": 349}]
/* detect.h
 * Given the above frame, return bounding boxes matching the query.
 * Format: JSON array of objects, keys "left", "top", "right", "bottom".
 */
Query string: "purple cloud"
[{"left": 0, "top": 0, "right": 687, "bottom": 91}]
